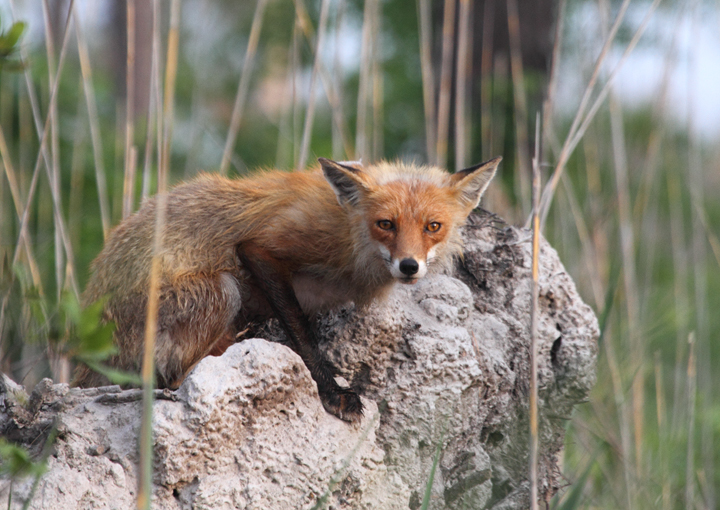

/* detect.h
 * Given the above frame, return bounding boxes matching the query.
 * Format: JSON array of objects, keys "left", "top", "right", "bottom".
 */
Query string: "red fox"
[{"left": 74, "top": 157, "right": 501, "bottom": 422}]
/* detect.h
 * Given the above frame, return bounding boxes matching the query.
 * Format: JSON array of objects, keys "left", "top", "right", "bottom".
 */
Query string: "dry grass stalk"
[
  {"left": 560, "top": 174, "right": 604, "bottom": 309},
  {"left": 68, "top": 89, "right": 87, "bottom": 254},
  {"left": 73, "top": 5, "right": 110, "bottom": 239},
  {"left": 136, "top": 185, "right": 168, "bottom": 510},
  {"left": 454, "top": 0, "right": 473, "bottom": 171},
  {"left": 693, "top": 201, "right": 720, "bottom": 269},
  {"left": 654, "top": 352, "right": 670, "bottom": 510},
  {"left": 417, "top": 0, "right": 436, "bottom": 164},
  {"left": 529, "top": 114, "right": 540, "bottom": 510},
  {"left": 610, "top": 95, "right": 643, "bottom": 489},
  {"left": 436, "top": 0, "right": 456, "bottom": 169},
  {"left": 371, "top": 0, "right": 383, "bottom": 162},
  {"left": 292, "top": 0, "right": 353, "bottom": 161},
  {"left": 355, "top": 0, "right": 374, "bottom": 161},
  {"left": 506, "top": 0, "right": 530, "bottom": 214},
  {"left": 123, "top": 146, "right": 138, "bottom": 219},
  {"left": 41, "top": 0, "right": 64, "bottom": 301},
  {"left": 41, "top": 0, "right": 71, "bottom": 383},
  {"left": 667, "top": 169, "right": 690, "bottom": 439},
  {"left": 160, "top": 0, "right": 181, "bottom": 185},
  {"left": 632, "top": 2, "right": 684, "bottom": 224},
  {"left": 602, "top": 322, "right": 635, "bottom": 508},
  {"left": 331, "top": 0, "right": 347, "bottom": 161},
  {"left": 686, "top": 5, "right": 713, "bottom": 503},
  {"left": 491, "top": 55, "right": 508, "bottom": 175},
  {"left": 685, "top": 332, "right": 697, "bottom": 508},
  {"left": 220, "top": 0, "right": 268, "bottom": 175},
  {"left": 292, "top": 18, "right": 302, "bottom": 166},
  {"left": 142, "top": 0, "right": 162, "bottom": 200},
  {"left": 73, "top": 5, "right": 110, "bottom": 238},
  {"left": 138, "top": 3, "right": 180, "bottom": 506},
  {"left": 298, "top": 0, "right": 332, "bottom": 171},
  {"left": 123, "top": 0, "right": 136, "bottom": 217},
  {"left": 276, "top": 28, "right": 298, "bottom": 169},
  {"left": 541, "top": 0, "right": 565, "bottom": 161},
  {"left": 479, "top": 0, "right": 494, "bottom": 161},
  {"left": 0, "top": 125, "right": 44, "bottom": 298}
]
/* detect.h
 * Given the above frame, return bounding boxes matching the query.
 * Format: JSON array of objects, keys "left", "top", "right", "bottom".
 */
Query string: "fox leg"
[
  {"left": 237, "top": 243, "right": 363, "bottom": 423},
  {"left": 154, "top": 272, "right": 242, "bottom": 388},
  {"left": 72, "top": 273, "right": 241, "bottom": 389}
]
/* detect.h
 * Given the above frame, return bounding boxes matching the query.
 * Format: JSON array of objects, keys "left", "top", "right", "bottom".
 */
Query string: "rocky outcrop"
[{"left": 0, "top": 213, "right": 598, "bottom": 509}]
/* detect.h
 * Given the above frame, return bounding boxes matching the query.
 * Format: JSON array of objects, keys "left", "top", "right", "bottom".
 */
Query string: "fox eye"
[
  {"left": 377, "top": 220, "right": 394, "bottom": 230},
  {"left": 427, "top": 222, "right": 441, "bottom": 233}
]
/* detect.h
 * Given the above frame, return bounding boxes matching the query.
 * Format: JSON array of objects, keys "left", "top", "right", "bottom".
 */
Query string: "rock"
[{"left": 0, "top": 213, "right": 598, "bottom": 509}]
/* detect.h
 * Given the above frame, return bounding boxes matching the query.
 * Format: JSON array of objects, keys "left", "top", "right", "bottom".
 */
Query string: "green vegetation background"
[{"left": 0, "top": 1, "right": 718, "bottom": 508}]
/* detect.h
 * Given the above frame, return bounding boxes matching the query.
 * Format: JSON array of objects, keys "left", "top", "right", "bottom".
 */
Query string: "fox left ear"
[
  {"left": 450, "top": 156, "right": 502, "bottom": 211},
  {"left": 319, "top": 158, "right": 369, "bottom": 208}
]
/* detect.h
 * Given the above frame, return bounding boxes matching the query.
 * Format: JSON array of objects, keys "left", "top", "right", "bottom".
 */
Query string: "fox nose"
[{"left": 399, "top": 258, "right": 419, "bottom": 276}]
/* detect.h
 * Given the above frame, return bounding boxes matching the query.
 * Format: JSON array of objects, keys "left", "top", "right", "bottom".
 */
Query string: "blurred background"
[{"left": 0, "top": 0, "right": 718, "bottom": 507}]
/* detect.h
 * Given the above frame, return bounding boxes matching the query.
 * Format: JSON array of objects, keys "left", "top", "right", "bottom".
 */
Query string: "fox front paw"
[{"left": 320, "top": 386, "right": 364, "bottom": 423}]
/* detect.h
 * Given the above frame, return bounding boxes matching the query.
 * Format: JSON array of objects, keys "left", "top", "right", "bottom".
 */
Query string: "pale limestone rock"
[{"left": 1, "top": 214, "right": 598, "bottom": 509}]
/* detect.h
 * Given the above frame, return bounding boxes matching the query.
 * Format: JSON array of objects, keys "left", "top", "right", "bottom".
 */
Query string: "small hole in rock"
[{"left": 551, "top": 337, "right": 562, "bottom": 367}]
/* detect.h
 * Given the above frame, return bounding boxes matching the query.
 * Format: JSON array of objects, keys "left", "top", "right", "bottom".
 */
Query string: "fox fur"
[{"left": 75, "top": 157, "right": 501, "bottom": 422}]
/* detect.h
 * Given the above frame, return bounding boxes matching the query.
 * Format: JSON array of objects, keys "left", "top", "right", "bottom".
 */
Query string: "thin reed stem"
[
  {"left": 123, "top": 0, "right": 136, "bottom": 219},
  {"left": 41, "top": 0, "right": 64, "bottom": 301},
  {"left": 685, "top": 332, "right": 697, "bottom": 509},
  {"left": 654, "top": 352, "right": 670, "bottom": 510},
  {"left": 73, "top": 5, "right": 110, "bottom": 239},
  {"left": 529, "top": 113, "right": 541, "bottom": 510},
  {"left": 355, "top": 0, "right": 374, "bottom": 162},
  {"left": 142, "top": 0, "right": 162, "bottom": 200},
  {"left": 560, "top": 173, "right": 604, "bottom": 310},
  {"left": 136, "top": 185, "right": 168, "bottom": 510},
  {"left": 417, "top": 0, "right": 436, "bottom": 164},
  {"left": 541, "top": 0, "right": 565, "bottom": 162},
  {"left": 436, "top": 0, "right": 456, "bottom": 169},
  {"left": 293, "top": 0, "right": 354, "bottom": 160},
  {"left": 454, "top": 0, "right": 472, "bottom": 171},
  {"left": 506, "top": 0, "right": 530, "bottom": 214},
  {"left": 123, "top": 147, "right": 138, "bottom": 219},
  {"left": 160, "top": 0, "right": 180, "bottom": 185},
  {"left": 609, "top": 95, "right": 642, "bottom": 491},
  {"left": 276, "top": 27, "right": 298, "bottom": 169},
  {"left": 479, "top": 0, "right": 494, "bottom": 161},
  {"left": 692, "top": 201, "right": 720, "bottom": 269},
  {"left": 0, "top": 125, "right": 44, "bottom": 299},
  {"left": 331, "top": 0, "right": 347, "bottom": 161},
  {"left": 220, "top": 0, "right": 268, "bottom": 175},
  {"left": 298, "top": 0, "right": 331, "bottom": 171},
  {"left": 371, "top": 0, "right": 383, "bottom": 162},
  {"left": 667, "top": 169, "right": 689, "bottom": 437},
  {"left": 686, "top": 5, "right": 713, "bottom": 505}
]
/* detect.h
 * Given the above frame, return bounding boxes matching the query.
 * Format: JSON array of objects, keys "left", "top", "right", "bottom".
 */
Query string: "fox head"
[{"left": 319, "top": 157, "right": 501, "bottom": 284}]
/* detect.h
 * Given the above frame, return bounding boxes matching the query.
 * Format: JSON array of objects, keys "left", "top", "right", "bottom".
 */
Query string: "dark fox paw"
[{"left": 320, "top": 386, "right": 364, "bottom": 423}]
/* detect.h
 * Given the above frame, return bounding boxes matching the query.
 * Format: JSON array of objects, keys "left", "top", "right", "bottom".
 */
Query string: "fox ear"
[
  {"left": 450, "top": 156, "right": 502, "bottom": 211},
  {"left": 319, "top": 158, "right": 368, "bottom": 207}
]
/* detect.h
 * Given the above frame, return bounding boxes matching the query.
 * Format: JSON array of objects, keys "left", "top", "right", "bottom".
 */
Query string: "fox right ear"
[
  {"left": 450, "top": 156, "right": 502, "bottom": 211},
  {"left": 320, "top": 158, "right": 368, "bottom": 208}
]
